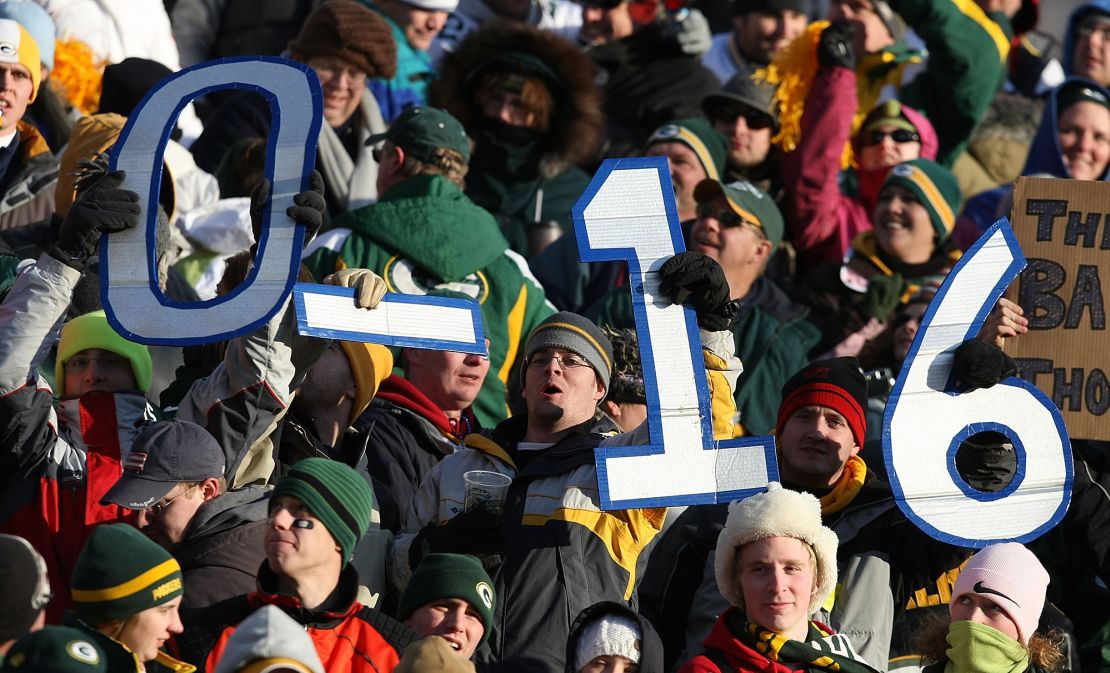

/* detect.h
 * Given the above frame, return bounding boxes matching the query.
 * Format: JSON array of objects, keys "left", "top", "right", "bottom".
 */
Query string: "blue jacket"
[
  {"left": 367, "top": 10, "right": 434, "bottom": 123},
  {"left": 1064, "top": 0, "right": 1110, "bottom": 77}
]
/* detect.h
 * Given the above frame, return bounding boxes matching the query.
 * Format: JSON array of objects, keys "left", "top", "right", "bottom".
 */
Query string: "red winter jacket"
[{"left": 783, "top": 66, "right": 938, "bottom": 271}]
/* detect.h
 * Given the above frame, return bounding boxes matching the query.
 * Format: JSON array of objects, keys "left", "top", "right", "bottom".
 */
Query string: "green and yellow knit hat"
[
  {"left": 271, "top": 458, "right": 374, "bottom": 564},
  {"left": 882, "top": 159, "right": 962, "bottom": 242},
  {"left": 398, "top": 554, "right": 496, "bottom": 648},
  {"left": 71, "top": 524, "right": 183, "bottom": 625},
  {"left": 55, "top": 310, "right": 152, "bottom": 395},
  {"left": 645, "top": 119, "right": 727, "bottom": 182}
]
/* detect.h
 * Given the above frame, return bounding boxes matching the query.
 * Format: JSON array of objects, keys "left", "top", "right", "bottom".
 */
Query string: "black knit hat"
[
  {"left": 523, "top": 312, "right": 613, "bottom": 392},
  {"left": 0, "top": 535, "right": 51, "bottom": 642},
  {"left": 776, "top": 358, "right": 868, "bottom": 448},
  {"left": 71, "top": 524, "right": 183, "bottom": 624},
  {"left": 271, "top": 458, "right": 374, "bottom": 564},
  {"left": 288, "top": 0, "right": 397, "bottom": 79},
  {"left": 398, "top": 554, "right": 496, "bottom": 648}
]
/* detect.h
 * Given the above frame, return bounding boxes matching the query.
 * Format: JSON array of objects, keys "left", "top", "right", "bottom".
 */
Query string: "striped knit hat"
[
  {"left": 71, "top": 524, "right": 183, "bottom": 624},
  {"left": 882, "top": 159, "right": 962, "bottom": 243},
  {"left": 271, "top": 459, "right": 374, "bottom": 564},
  {"left": 523, "top": 312, "right": 613, "bottom": 393},
  {"left": 645, "top": 119, "right": 727, "bottom": 182},
  {"left": 776, "top": 358, "right": 868, "bottom": 449}
]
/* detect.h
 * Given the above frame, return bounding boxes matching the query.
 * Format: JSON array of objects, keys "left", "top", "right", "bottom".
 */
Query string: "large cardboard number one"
[
  {"left": 574, "top": 157, "right": 777, "bottom": 509},
  {"left": 883, "top": 220, "right": 1072, "bottom": 545},
  {"left": 99, "top": 57, "right": 485, "bottom": 355}
]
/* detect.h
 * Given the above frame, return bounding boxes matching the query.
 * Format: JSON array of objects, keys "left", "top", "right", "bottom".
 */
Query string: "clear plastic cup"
[{"left": 463, "top": 470, "right": 512, "bottom": 515}]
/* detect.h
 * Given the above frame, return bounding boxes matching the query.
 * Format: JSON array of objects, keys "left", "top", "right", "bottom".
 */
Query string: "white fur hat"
[{"left": 714, "top": 482, "right": 839, "bottom": 614}]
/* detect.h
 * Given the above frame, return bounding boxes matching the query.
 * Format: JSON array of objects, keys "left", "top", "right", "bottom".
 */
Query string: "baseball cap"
[
  {"left": 100, "top": 420, "right": 226, "bottom": 509},
  {"left": 693, "top": 178, "right": 784, "bottom": 247},
  {"left": 365, "top": 106, "right": 470, "bottom": 163}
]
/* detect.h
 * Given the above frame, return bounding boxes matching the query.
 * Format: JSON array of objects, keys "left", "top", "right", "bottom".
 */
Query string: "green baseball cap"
[
  {"left": 365, "top": 106, "right": 470, "bottom": 164},
  {"left": 693, "top": 178, "right": 784, "bottom": 247}
]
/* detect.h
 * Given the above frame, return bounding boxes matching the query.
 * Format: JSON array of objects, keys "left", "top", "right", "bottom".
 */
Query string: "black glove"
[
  {"left": 408, "top": 509, "right": 506, "bottom": 567},
  {"left": 953, "top": 339, "right": 1017, "bottom": 390},
  {"left": 49, "top": 170, "right": 141, "bottom": 271},
  {"left": 658, "top": 251, "right": 737, "bottom": 331},
  {"left": 249, "top": 170, "right": 326, "bottom": 249},
  {"left": 818, "top": 20, "right": 857, "bottom": 70}
]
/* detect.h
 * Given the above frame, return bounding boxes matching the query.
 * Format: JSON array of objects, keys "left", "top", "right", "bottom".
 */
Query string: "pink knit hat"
[{"left": 950, "top": 542, "right": 1049, "bottom": 644}]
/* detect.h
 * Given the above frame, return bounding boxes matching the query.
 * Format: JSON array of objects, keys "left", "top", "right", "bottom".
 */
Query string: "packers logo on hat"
[
  {"left": 477, "top": 582, "right": 494, "bottom": 609},
  {"left": 653, "top": 124, "right": 680, "bottom": 139},
  {"left": 726, "top": 179, "right": 765, "bottom": 200},
  {"left": 1082, "top": 87, "right": 1108, "bottom": 104},
  {"left": 67, "top": 641, "right": 101, "bottom": 665},
  {"left": 0, "top": 42, "right": 14, "bottom": 58},
  {"left": 890, "top": 164, "right": 914, "bottom": 178}
]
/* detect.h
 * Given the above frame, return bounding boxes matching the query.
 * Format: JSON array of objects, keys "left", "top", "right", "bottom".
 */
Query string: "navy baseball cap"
[{"left": 100, "top": 420, "right": 226, "bottom": 509}]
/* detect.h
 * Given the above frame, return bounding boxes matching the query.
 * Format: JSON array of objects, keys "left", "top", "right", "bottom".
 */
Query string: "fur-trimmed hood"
[
  {"left": 715, "top": 483, "right": 839, "bottom": 616},
  {"left": 428, "top": 20, "right": 604, "bottom": 176}
]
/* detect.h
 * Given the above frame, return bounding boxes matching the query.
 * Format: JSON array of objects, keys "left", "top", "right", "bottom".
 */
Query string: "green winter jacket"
[
  {"left": 585, "top": 277, "right": 819, "bottom": 436},
  {"left": 892, "top": 0, "right": 1011, "bottom": 167},
  {"left": 303, "top": 175, "right": 555, "bottom": 426}
]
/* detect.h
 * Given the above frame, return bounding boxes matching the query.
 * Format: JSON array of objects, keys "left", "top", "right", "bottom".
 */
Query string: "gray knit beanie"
[{"left": 522, "top": 312, "right": 613, "bottom": 392}]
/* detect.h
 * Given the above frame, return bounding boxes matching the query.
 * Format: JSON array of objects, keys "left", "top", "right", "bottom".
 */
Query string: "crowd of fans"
[{"left": 0, "top": 0, "right": 1108, "bottom": 672}]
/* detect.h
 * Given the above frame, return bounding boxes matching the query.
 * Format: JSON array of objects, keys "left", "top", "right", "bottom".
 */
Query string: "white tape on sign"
[
  {"left": 574, "top": 157, "right": 777, "bottom": 510},
  {"left": 883, "top": 219, "right": 1072, "bottom": 546},
  {"left": 293, "top": 284, "right": 487, "bottom": 355},
  {"left": 102, "top": 57, "right": 322, "bottom": 345}
]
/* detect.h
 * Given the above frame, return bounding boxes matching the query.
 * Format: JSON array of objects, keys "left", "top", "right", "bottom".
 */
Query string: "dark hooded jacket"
[
  {"left": 429, "top": 21, "right": 604, "bottom": 257},
  {"left": 176, "top": 486, "right": 270, "bottom": 616},
  {"left": 1064, "top": 0, "right": 1110, "bottom": 78},
  {"left": 566, "top": 602, "right": 664, "bottom": 673}
]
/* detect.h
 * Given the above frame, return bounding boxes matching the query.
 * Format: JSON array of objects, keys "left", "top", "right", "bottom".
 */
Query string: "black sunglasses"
[
  {"left": 865, "top": 129, "right": 920, "bottom": 146},
  {"left": 708, "top": 104, "right": 774, "bottom": 131},
  {"left": 696, "top": 204, "right": 748, "bottom": 228}
]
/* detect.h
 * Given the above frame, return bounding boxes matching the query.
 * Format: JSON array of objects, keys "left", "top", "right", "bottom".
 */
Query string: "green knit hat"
[
  {"left": 71, "top": 524, "right": 183, "bottom": 624},
  {"left": 271, "top": 458, "right": 374, "bottom": 564},
  {"left": 398, "top": 554, "right": 496, "bottom": 648},
  {"left": 882, "top": 159, "right": 962, "bottom": 242},
  {"left": 55, "top": 310, "right": 153, "bottom": 395},
  {"left": 645, "top": 119, "right": 728, "bottom": 182},
  {"left": 2, "top": 626, "right": 106, "bottom": 673}
]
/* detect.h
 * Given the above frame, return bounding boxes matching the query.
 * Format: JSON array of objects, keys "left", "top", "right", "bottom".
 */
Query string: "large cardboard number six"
[
  {"left": 883, "top": 220, "right": 1072, "bottom": 545},
  {"left": 574, "top": 157, "right": 777, "bottom": 509},
  {"left": 101, "top": 57, "right": 323, "bottom": 345}
]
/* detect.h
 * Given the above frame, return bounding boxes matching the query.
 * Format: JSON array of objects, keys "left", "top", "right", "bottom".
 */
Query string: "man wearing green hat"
[
  {"left": 183, "top": 458, "right": 419, "bottom": 673},
  {"left": 304, "top": 105, "right": 555, "bottom": 428},
  {"left": 399, "top": 553, "right": 494, "bottom": 660},
  {"left": 66, "top": 523, "right": 192, "bottom": 673},
  {"left": 583, "top": 178, "right": 819, "bottom": 437}
]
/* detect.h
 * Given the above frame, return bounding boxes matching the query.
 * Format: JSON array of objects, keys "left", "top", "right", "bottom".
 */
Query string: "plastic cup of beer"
[{"left": 463, "top": 470, "right": 512, "bottom": 515}]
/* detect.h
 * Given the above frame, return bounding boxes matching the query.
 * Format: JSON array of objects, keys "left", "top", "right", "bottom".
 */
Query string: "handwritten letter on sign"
[
  {"left": 99, "top": 57, "right": 484, "bottom": 354},
  {"left": 574, "top": 157, "right": 777, "bottom": 510}
]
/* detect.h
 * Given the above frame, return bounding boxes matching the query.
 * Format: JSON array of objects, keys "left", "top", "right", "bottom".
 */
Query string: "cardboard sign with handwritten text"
[{"left": 1006, "top": 176, "right": 1110, "bottom": 441}]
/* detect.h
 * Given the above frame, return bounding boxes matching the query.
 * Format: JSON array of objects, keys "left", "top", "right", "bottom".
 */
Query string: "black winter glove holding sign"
[
  {"left": 658, "top": 251, "right": 738, "bottom": 331},
  {"left": 49, "top": 169, "right": 141, "bottom": 271},
  {"left": 408, "top": 508, "right": 506, "bottom": 568},
  {"left": 249, "top": 170, "right": 326, "bottom": 250},
  {"left": 818, "top": 20, "right": 858, "bottom": 70}
]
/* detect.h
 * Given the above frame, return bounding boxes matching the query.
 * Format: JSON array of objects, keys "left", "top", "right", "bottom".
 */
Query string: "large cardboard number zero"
[{"left": 101, "top": 57, "right": 322, "bottom": 346}]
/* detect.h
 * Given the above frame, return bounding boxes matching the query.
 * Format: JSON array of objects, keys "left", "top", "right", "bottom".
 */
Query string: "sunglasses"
[
  {"left": 696, "top": 204, "right": 751, "bottom": 228},
  {"left": 709, "top": 105, "right": 774, "bottom": 131},
  {"left": 864, "top": 129, "right": 921, "bottom": 146}
]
